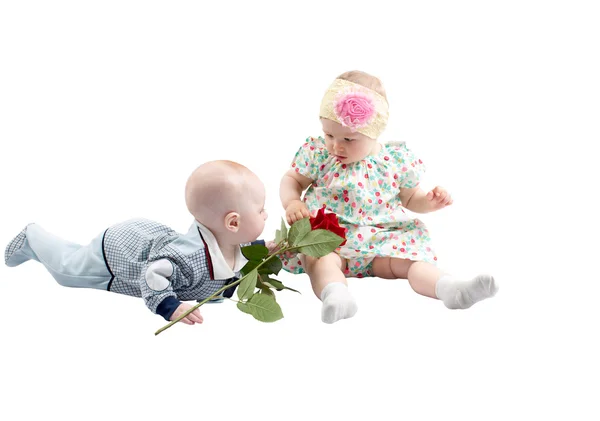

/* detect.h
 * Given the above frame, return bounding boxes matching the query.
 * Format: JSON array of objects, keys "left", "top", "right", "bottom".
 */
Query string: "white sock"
[
  {"left": 320, "top": 282, "right": 358, "bottom": 324},
  {"left": 435, "top": 274, "right": 498, "bottom": 309}
]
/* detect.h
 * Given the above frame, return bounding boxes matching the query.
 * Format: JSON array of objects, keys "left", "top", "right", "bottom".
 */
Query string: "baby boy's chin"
[{"left": 239, "top": 231, "right": 263, "bottom": 244}]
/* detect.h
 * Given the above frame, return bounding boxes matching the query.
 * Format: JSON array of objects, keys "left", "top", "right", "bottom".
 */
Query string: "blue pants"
[{"left": 6, "top": 224, "right": 112, "bottom": 290}]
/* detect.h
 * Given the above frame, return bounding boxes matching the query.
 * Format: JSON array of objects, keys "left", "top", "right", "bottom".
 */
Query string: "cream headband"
[{"left": 319, "top": 78, "right": 389, "bottom": 139}]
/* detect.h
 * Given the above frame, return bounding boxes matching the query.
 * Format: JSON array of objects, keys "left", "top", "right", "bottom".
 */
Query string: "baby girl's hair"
[{"left": 336, "top": 70, "right": 388, "bottom": 102}]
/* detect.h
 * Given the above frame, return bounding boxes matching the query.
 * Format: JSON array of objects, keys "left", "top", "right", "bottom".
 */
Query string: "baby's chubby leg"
[
  {"left": 303, "top": 253, "right": 358, "bottom": 324},
  {"left": 372, "top": 257, "right": 498, "bottom": 309}
]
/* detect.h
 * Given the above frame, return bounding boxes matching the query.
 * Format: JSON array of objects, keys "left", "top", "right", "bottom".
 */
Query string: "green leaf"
[
  {"left": 256, "top": 274, "right": 268, "bottom": 288},
  {"left": 275, "top": 218, "right": 289, "bottom": 244},
  {"left": 262, "top": 277, "right": 285, "bottom": 290},
  {"left": 246, "top": 293, "right": 284, "bottom": 322},
  {"left": 296, "top": 229, "right": 345, "bottom": 258},
  {"left": 262, "top": 277, "right": 301, "bottom": 294},
  {"left": 237, "top": 269, "right": 258, "bottom": 301},
  {"left": 259, "top": 286, "right": 276, "bottom": 299},
  {"left": 258, "top": 255, "right": 283, "bottom": 275},
  {"left": 282, "top": 285, "right": 301, "bottom": 294},
  {"left": 280, "top": 218, "right": 288, "bottom": 241},
  {"left": 288, "top": 218, "right": 311, "bottom": 247},
  {"left": 241, "top": 245, "right": 269, "bottom": 261},
  {"left": 240, "top": 259, "right": 260, "bottom": 276},
  {"left": 237, "top": 301, "right": 252, "bottom": 315}
]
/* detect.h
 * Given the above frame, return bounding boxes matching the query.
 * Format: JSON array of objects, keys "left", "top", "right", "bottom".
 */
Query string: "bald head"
[{"left": 185, "top": 160, "right": 264, "bottom": 227}]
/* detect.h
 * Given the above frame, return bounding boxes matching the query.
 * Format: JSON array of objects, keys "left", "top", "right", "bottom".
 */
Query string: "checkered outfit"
[{"left": 103, "top": 219, "right": 236, "bottom": 314}]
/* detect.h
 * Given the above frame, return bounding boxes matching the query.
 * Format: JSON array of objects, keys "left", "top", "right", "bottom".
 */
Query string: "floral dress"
[{"left": 281, "top": 136, "right": 437, "bottom": 277}]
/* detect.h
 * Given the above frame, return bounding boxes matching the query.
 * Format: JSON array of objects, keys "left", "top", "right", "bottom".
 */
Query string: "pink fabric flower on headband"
[{"left": 333, "top": 90, "right": 376, "bottom": 131}]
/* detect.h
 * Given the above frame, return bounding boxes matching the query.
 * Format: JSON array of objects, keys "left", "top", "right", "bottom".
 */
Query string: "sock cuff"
[
  {"left": 320, "top": 282, "right": 348, "bottom": 301},
  {"left": 434, "top": 274, "right": 453, "bottom": 300}
]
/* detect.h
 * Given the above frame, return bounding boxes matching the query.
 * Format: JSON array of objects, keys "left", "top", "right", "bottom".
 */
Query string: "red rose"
[{"left": 309, "top": 208, "right": 347, "bottom": 246}]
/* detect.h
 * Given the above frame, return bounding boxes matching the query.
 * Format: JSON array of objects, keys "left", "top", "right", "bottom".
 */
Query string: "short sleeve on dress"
[
  {"left": 387, "top": 141, "right": 426, "bottom": 189},
  {"left": 290, "top": 137, "right": 328, "bottom": 181}
]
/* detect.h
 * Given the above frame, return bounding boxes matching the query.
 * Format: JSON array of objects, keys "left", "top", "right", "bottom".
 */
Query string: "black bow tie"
[{"left": 222, "top": 276, "right": 239, "bottom": 298}]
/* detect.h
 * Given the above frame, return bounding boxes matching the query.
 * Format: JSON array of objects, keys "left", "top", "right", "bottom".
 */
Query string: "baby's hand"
[
  {"left": 265, "top": 240, "right": 294, "bottom": 259},
  {"left": 285, "top": 200, "right": 310, "bottom": 225},
  {"left": 265, "top": 240, "right": 282, "bottom": 255},
  {"left": 170, "top": 303, "right": 203, "bottom": 325},
  {"left": 425, "top": 186, "right": 453, "bottom": 210}
]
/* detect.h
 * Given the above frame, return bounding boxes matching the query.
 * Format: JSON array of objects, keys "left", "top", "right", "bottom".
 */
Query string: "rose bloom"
[{"left": 309, "top": 208, "right": 347, "bottom": 246}]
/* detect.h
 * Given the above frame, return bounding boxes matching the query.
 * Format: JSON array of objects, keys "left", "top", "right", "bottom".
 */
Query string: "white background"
[{"left": 1, "top": 1, "right": 598, "bottom": 420}]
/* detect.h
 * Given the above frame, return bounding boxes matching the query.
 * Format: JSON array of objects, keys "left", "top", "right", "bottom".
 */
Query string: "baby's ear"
[{"left": 224, "top": 212, "right": 240, "bottom": 233}]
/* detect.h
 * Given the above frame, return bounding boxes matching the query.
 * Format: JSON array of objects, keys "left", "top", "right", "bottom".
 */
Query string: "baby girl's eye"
[
  {"left": 344, "top": 138, "right": 354, "bottom": 142},
  {"left": 326, "top": 134, "right": 334, "bottom": 138}
]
